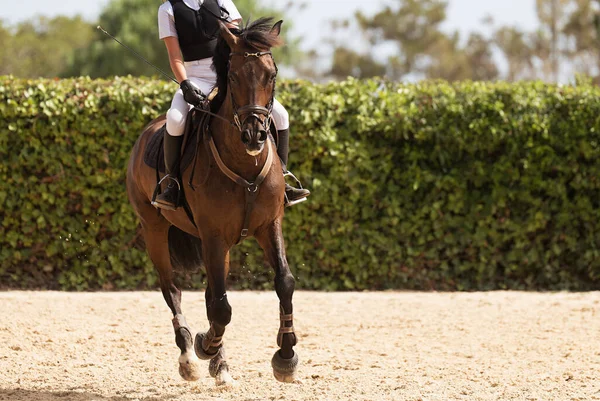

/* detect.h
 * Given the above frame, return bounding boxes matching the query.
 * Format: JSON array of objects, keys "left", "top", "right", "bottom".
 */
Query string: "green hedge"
[{"left": 1, "top": 76, "right": 599, "bottom": 291}]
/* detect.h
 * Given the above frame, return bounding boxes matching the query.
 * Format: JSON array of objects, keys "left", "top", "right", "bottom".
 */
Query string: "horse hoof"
[
  {"left": 194, "top": 332, "right": 219, "bottom": 360},
  {"left": 271, "top": 350, "right": 299, "bottom": 383},
  {"left": 178, "top": 354, "right": 202, "bottom": 381}
]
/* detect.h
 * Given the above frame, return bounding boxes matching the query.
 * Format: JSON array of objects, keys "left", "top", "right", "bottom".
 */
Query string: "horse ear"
[
  {"left": 219, "top": 21, "right": 238, "bottom": 48},
  {"left": 271, "top": 20, "right": 283, "bottom": 37}
]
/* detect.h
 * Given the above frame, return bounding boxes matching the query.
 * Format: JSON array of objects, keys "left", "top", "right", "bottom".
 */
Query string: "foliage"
[{"left": 1, "top": 76, "right": 599, "bottom": 291}]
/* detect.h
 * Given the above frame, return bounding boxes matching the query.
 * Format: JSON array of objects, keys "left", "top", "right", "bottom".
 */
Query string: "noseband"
[{"left": 228, "top": 51, "right": 277, "bottom": 133}]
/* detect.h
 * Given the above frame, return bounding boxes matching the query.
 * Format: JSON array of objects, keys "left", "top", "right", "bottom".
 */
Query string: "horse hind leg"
[{"left": 140, "top": 219, "right": 202, "bottom": 382}]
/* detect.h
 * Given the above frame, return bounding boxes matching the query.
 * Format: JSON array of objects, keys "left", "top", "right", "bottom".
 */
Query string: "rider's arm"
[
  {"left": 222, "top": 0, "right": 242, "bottom": 29},
  {"left": 158, "top": 3, "right": 187, "bottom": 84},
  {"left": 163, "top": 37, "right": 187, "bottom": 84}
]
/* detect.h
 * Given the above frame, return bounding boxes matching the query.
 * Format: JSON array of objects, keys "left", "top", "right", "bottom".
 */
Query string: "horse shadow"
[{"left": 0, "top": 388, "right": 177, "bottom": 401}]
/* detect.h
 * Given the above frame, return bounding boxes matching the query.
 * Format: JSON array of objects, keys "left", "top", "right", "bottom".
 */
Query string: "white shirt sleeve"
[
  {"left": 219, "top": 0, "right": 242, "bottom": 22},
  {"left": 158, "top": 2, "right": 178, "bottom": 39}
]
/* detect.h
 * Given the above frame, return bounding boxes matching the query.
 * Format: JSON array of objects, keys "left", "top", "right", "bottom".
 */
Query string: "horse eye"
[{"left": 270, "top": 73, "right": 277, "bottom": 82}]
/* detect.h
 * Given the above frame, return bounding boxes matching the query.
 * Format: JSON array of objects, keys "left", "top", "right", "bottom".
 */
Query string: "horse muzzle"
[
  {"left": 241, "top": 123, "right": 268, "bottom": 156},
  {"left": 235, "top": 105, "right": 271, "bottom": 156}
]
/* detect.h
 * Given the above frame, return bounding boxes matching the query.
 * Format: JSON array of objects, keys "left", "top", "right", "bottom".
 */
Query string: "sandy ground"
[{"left": 0, "top": 291, "right": 599, "bottom": 401}]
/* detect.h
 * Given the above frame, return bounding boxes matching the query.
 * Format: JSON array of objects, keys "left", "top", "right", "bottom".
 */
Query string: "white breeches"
[{"left": 166, "top": 60, "right": 289, "bottom": 136}]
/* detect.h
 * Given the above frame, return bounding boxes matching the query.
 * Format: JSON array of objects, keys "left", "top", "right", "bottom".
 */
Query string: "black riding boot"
[
  {"left": 153, "top": 132, "right": 184, "bottom": 211},
  {"left": 277, "top": 129, "right": 310, "bottom": 207}
]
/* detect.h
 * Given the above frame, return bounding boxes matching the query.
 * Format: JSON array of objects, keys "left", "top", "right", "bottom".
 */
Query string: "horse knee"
[
  {"left": 275, "top": 273, "right": 295, "bottom": 298},
  {"left": 211, "top": 296, "right": 232, "bottom": 327}
]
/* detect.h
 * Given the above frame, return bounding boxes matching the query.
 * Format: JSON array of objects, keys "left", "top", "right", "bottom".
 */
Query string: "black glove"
[{"left": 180, "top": 79, "right": 206, "bottom": 106}]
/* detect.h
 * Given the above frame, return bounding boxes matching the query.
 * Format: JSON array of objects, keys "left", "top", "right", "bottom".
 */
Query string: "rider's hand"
[{"left": 180, "top": 79, "right": 206, "bottom": 106}]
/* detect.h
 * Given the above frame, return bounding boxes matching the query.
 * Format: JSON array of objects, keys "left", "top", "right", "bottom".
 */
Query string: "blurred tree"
[
  {"left": 327, "top": 0, "right": 498, "bottom": 81},
  {"left": 493, "top": 26, "right": 536, "bottom": 81},
  {"left": 65, "top": 0, "right": 170, "bottom": 78},
  {"left": 329, "top": 47, "right": 386, "bottom": 79},
  {"left": 66, "top": 0, "right": 300, "bottom": 79},
  {"left": 425, "top": 32, "right": 498, "bottom": 81},
  {"left": 0, "top": 16, "right": 94, "bottom": 78},
  {"left": 0, "top": 22, "right": 12, "bottom": 76},
  {"left": 534, "top": 0, "right": 571, "bottom": 81},
  {"left": 353, "top": 0, "right": 448, "bottom": 78},
  {"left": 463, "top": 33, "right": 499, "bottom": 81},
  {"left": 562, "top": 0, "right": 600, "bottom": 79}
]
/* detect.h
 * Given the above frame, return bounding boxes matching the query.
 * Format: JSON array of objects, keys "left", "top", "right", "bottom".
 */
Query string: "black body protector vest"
[{"left": 168, "top": 0, "right": 227, "bottom": 61}]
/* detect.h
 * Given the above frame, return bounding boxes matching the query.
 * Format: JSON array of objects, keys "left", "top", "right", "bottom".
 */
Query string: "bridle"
[{"left": 227, "top": 51, "right": 278, "bottom": 134}]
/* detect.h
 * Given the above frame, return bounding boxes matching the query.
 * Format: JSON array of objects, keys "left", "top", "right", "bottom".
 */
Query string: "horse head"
[{"left": 218, "top": 18, "right": 283, "bottom": 156}]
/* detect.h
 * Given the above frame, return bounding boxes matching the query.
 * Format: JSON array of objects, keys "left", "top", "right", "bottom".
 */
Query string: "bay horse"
[{"left": 126, "top": 18, "right": 298, "bottom": 386}]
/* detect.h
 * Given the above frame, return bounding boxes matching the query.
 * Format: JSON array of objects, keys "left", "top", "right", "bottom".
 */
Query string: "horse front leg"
[
  {"left": 141, "top": 225, "right": 202, "bottom": 382},
  {"left": 195, "top": 240, "right": 235, "bottom": 386},
  {"left": 256, "top": 219, "right": 299, "bottom": 383}
]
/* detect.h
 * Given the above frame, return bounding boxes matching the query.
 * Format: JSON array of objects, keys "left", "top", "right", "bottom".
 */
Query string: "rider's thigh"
[{"left": 166, "top": 90, "right": 191, "bottom": 136}]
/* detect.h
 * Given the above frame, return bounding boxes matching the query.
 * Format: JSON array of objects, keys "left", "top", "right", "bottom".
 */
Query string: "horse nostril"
[
  {"left": 258, "top": 130, "right": 267, "bottom": 143},
  {"left": 242, "top": 130, "right": 252, "bottom": 144}
]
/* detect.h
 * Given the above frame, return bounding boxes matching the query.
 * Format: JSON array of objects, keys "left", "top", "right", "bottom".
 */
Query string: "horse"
[{"left": 125, "top": 18, "right": 298, "bottom": 386}]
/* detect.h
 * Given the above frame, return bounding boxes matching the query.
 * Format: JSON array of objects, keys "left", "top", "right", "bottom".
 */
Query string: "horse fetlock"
[
  {"left": 215, "top": 369, "right": 236, "bottom": 387},
  {"left": 271, "top": 350, "right": 299, "bottom": 383},
  {"left": 278, "top": 331, "right": 297, "bottom": 349},
  {"left": 209, "top": 356, "right": 228, "bottom": 378},
  {"left": 194, "top": 331, "right": 221, "bottom": 360}
]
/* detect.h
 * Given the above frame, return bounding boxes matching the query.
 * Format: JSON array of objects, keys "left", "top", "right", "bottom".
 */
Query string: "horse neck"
[{"left": 211, "top": 89, "right": 269, "bottom": 177}]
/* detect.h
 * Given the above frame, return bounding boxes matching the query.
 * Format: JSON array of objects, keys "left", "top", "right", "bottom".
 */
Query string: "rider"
[{"left": 154, "top": 0, "right": 310, "bottom": 210}]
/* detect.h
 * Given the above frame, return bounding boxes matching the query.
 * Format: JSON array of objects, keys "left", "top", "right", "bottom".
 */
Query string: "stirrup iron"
[
  {"left": 151, "top": 174, "right": 182, "bottom": 208},
  {"left": 283, "top": 171, "right": 308, "bottom": 207}
]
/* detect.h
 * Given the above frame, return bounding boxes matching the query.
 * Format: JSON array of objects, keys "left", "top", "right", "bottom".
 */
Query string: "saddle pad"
[{"left": 143, "top": 118, "right": 200, "bottom": 174}]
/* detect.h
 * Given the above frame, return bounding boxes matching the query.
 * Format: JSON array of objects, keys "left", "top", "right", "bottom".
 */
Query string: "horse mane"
[{"left": 211, "top": 17, "right": 283, "bottom": 114}]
